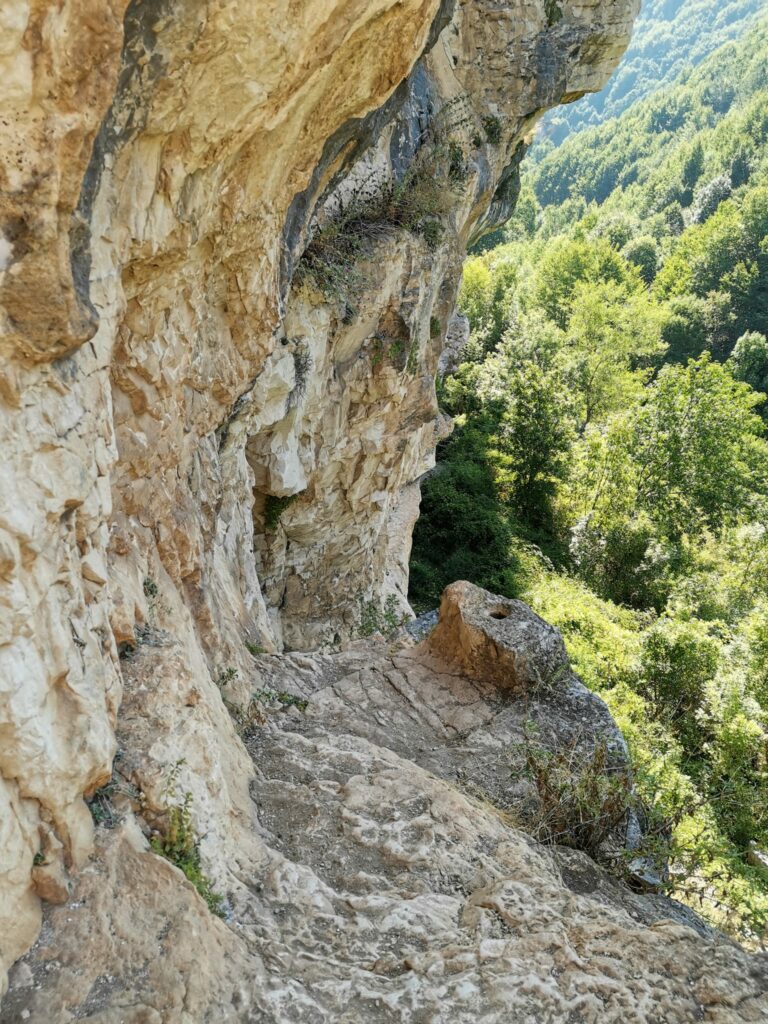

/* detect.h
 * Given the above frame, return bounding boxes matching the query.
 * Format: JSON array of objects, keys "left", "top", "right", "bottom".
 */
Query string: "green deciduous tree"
[
  {"left": 730, "top": 330, "right": 768, "bottom": 395},
  {"left": 633, "top": 355, "right": 768, "bottom": 538}
]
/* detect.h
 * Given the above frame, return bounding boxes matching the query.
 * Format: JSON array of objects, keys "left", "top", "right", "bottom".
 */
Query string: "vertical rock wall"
[{"left": 0, "top": 0, "right": 639, "bottom": 993}]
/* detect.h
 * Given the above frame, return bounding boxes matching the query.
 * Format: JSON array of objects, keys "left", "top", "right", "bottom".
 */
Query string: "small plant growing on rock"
[
  {"left": 254, "top": 688, "right": 308, "bottom": 711},
  {"left": 358, "top": 595, "right": 405, "bottom": 638},
  {"left": 383, "top": 594, "right": 404, "bottom": 632},
  {"left": 420, "top": 218, "right": 445, "bottom": 251},
  {"left": 87, "top": 773, "right": 139, "bottom": 829},
  {"left": 87, "top": 780, "right": 121, "bottom": 829},
  {"left": 447, "top": 140, "right": 469, "bottom": 186},
  {"left": 288, "top": 346, "right": 312, "bottom": 408},
  {"left": 406, "top": 339, "right": 420, "bottom": 374},
  {"left": 430, "top": 315, "right": 442, "bottom": 339},
  {"left": 482, "top": 114, "right": 503, "bottom": 145},
  {"left": 359, "top": 601, "right": 380, "bottom": 637},
  {"left": 369, "top": 335, "right": 413, "bottom": 372},
  {"left": 216, "top": 666, "right": 238, "bottom": 688},
  {"left": 264, "top": 493, "right": 298, "bottom": 531},
  {"left": 224, "top": 695, "right": 267, "bottom": 736},
  {"left": 244, "top": 639, "right": 265, "bottom": 657},
  {"left": 545, "top": 0, "right": 563, "bottom": 26},
  {"left": 142, "top": 575, "right": 170, "bottom": 621},
  {"left": 369, "top": 338, "right": 385, "bottom": 371},
  {"left": 150, "top": 761, "right": 225, "bottom": 917},
  {"left": 520, "top": 733, "right": 633, "bottom": 861},
  {"left": 296, "top": 98, "right": 475, "bottom": 303}
]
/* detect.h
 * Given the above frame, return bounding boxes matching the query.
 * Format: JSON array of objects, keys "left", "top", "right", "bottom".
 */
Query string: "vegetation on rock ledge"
[{"left": 150, "top": 762, "right": 225, "bottom": 918}]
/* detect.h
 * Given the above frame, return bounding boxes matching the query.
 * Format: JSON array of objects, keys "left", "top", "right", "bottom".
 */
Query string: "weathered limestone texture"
[
  {"left": 3, "top": 588, "right": 767, "bottom": 1021},
  {"left": 4, "top": 0, "right": 718, "bottom": 1011}
]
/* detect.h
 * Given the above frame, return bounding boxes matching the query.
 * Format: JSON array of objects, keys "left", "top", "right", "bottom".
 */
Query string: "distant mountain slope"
[
  {"left": 529, "top": 19, "right": 768, "bottom": 218},
  {"left": 537, "top": 0, "right": 766, "bottom": 148}
]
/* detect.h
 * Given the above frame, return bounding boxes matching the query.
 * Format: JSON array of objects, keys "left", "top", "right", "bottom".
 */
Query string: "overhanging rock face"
[{"left": 0, "top": 0, "right": 653, "bottom": 1005}]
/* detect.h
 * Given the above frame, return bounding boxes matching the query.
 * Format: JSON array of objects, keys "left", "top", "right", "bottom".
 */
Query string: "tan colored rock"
[
  {"left": 0, "top": 0, "right": 643, "bottom": 1001},
  {"left": 428, "top": 580, "right": 571, "bottom": 692},
  {"left": 437, "top": 311, "right": 470, "bottom": 375},
  {"left": 4, "top": 593, "right": 767, "bottom": 1021}
]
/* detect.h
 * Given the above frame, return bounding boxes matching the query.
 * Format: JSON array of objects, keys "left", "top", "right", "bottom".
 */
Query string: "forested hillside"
[
  {"left": 412, "top": 21, "right": 768, "bottom": 940},
  {"left": 537, "top": 0, "right": 766, "bottom": 147}
]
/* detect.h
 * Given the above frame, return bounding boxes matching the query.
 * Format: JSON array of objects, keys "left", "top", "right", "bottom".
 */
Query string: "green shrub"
[
  {"left": 638, "top": 618, "right": 721, "bottom": 749},
  {"left": 570, "top": 514, "right": 679, "bottom": 611},
  {"left": 622, "top": 235, "right": 659, "bottom": 285},
  {"left": 409, "top": 419, "right": 530, "bottom": 609},
  {"left": 520, "top": 735, "right": 633, "bottom": 861},
  {"left": 729, "top": 330, "right": 768, "bottom": 395},
  {"left": 150, "top": 765, "right": 224, "bottom": 917},
  {"left": 264, "top": 493, "right": 298, "bottom": 531}
]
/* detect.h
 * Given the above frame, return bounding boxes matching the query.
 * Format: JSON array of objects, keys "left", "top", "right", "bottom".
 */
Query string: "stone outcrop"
[
  {"left": 2, "top": 0, "right": 700, "bottom": 1009},
  {"left": 3, "top": 586, "right": 767, "bottom": 1021}
]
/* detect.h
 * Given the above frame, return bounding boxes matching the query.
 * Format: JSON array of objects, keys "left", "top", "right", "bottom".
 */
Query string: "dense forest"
[
  {"left": 537, "top": 0, "right": 766, "bottom": 147},
  {"left": 411, "top": 21, "right": 768, "bottom": 939}
]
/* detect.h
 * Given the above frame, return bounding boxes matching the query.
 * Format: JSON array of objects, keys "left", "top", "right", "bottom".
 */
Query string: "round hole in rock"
[{"left": 489, "top": 607, "right": 510, "bottom": 620}]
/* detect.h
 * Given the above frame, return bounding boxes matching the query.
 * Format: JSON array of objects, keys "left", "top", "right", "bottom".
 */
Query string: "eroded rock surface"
[
  {"left": 0, "top": 0, "right": 645, "bottom": 987},
  {"left": 4, "top": 587, "right": 767, "bottom": 1022}
]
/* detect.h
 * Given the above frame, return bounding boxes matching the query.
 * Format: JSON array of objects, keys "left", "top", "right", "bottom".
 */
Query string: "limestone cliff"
[{"left": 7, "top": 1, "right": 763, "bottom": 1020}]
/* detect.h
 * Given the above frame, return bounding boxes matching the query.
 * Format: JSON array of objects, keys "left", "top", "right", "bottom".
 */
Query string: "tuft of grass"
[
  {"left": 518, "top": 732, "right": 633, "bottom": 862},
  {"left": 224, "top": 696, "right": 266, "bottom": 736},
  {"left": 420, "top": 219, "right": 445, "bottom": 251},
  {"left": 88, "top": 781, "right": 121, "bottom": 829},
  {"left": 87, "top": 777, "right": 139, "bottom": 829},
  {"left": 448, "top": 140, "right": 469, "bottom": 185},
  {"left": 296, "top": 114, "right": 471, "bottom": 304},
  {"left": 406, "top": 339, "right": 420, "bottom": 374}
]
